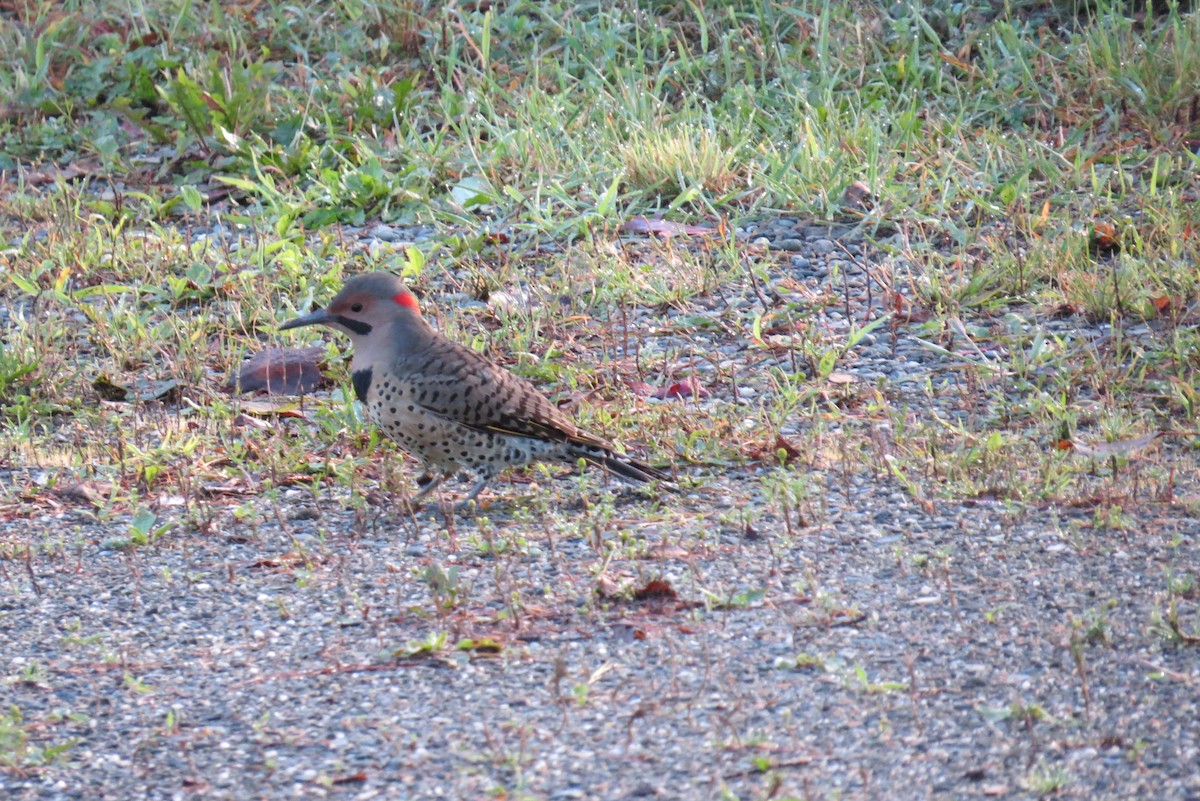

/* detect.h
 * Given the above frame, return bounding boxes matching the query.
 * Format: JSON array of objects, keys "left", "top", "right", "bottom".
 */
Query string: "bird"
[{"left": 279, "top": 272, "right": 673, "bottom": 507}]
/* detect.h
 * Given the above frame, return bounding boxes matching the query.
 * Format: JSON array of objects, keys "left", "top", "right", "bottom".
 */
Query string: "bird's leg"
[
  {"left": 454, "top": 476, "right": 491, "bottom": 511},
  {"left": 412, "top": 471, "right": 448, "bottom": 502}
]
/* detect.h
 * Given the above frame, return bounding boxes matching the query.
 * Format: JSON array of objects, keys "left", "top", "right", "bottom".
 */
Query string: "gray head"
[{"left": 279, "top": 272, "right": 424, "bottom": 342}]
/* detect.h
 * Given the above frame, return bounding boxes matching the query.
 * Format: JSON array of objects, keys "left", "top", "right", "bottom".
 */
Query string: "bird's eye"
[{"left": 350, "top": 302, "right": 364, "bottom": 313}]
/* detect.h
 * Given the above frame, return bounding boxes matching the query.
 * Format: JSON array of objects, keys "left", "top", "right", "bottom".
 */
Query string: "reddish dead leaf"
[
  {"left": 1046, "top": 301, "right": 1084, "bottom": 318},
  {"left": 823, "top": 608, "right": 867, "bottom": 628},
  {"left": 330, "top": 773, "right": 368, "bottom": 785},
  {"left": 131, "top": 30, "right": 163, "bottom": 47},
  {"left": 841, "top": 180, "right": 873, "bottom": 211},
  {"left": 1066, "top": 431, "right": 1164, "bottom": 458},
  {"left": 609, "top": 621, "right": 650, "bottom": 643},
  {"left": 641, "top": 543, "right": 691, "bottom": 560},
  {"left": 775, "top": 434, "right": 805, "bottom": 464},
  {"left": 626, "top": 376, "right": 711, "bottom": 401},
  {"left": 1091, "top": 222, "right": 1121, "bottom": 254},
  {"left": 249, "top": 552, "right": 311, "bottom": 570},
  {"left": 653, "top": 376, "right": 711, "bottom": 400},
  {"left": 746, "top": 434, "right": 804, "bottom": 465},
  {"left": 363, "top": 489, "right": 392, "bottom": 507},
  {"left": 889, "top": 291, "right": 932, "bottom": 323},
  {"left": 761, "top": 319, "right": 808, "bottom": 337},
  {"left": 894, "top": 308, "right": 933, "bottom": 324},
  {"left": 54, "top": 481, "right": 112, "bottom": 507},
  {"left": 1149, "top": 294, "right": 1186, "bottom": 317},
  {"left": 743, "top": 441, "right": 770, "bottom": 462},
  {"left": 633, "top": 579, "right": 678, "bottom": 602},
  {"left": 625, "top": 380, "right": 654, "bottom": 397},
  {"left": 620, "top": 216, "right": 716, "bottom": 239},
  {"left": 233, "top": 347, "right": 326, "bottom": 395},
  {"left": 939, "top": 50, "right": 973, "bottom": 72}
]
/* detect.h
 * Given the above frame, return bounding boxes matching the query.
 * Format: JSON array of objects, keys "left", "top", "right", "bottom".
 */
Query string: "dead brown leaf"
[
  {"left": 1091, "top": 222, "right": 1121, "bottom": 254},
  {"left": 54, "top": 481, "right": 112, "bottom": 507},
  {"left": 745, "top": 434, "right": 805, "bottom": 465},
  {"left": 633, "top": 579, "right": 678, "bottom": 602},
  {"left": 1046, "top": 301, "right": 1084, "bottom": 318},
  {"left": 92, "top": 375, "right": 129, "bottom": 401},
  {"left": 629, "top": 375, "right": 712, "bottom": 401},
  {"left": 249, "top": 552, "right": 315, "bottom": 570},
  {"left": 239, "top": 400, "right": 306, "bottom": 418},
  {"left": 330, "top": 772, "right": 368, "bottom": 785},
  {"left": 841, "top": 180, "right": 873, "bottom": 211},
  {"left": 1065, "top": 431, "right": 1164, "bottom": 458},
  {"left": 92, "top": 376, "right": 181, "bottom": 403},
  {"left": 889, "top": 291, "right": 932, "bottom": 323},
  {"left": 233, "top": 347, "right": 326, "bottom": 395},
  {"left": 18, "top": 160, "right": 106, "bottom": 186},
  {"left": 620, "top": 216, "right": 717, "bottom": 239}
]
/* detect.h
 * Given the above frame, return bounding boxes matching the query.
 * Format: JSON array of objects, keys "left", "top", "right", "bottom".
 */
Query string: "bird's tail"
[{"left": 574, "top": 445, "right": 676, "bottom": 489}]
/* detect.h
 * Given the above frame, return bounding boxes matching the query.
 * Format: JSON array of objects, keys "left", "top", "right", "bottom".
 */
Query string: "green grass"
[{"left": 0, "top": 0, "right": 1197, "bottom": 526}]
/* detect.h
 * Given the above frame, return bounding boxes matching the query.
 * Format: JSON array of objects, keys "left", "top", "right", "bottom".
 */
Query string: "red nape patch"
[{"left": 394, "top": 292, "right": 419, "bottom": 311}]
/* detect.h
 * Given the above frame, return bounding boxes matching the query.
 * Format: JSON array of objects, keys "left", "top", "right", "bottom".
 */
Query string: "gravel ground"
[{"left": 3, "top": 220, "right": 1199, "bottom": 800}]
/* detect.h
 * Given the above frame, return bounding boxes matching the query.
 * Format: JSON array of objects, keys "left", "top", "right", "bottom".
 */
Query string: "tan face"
[{"left": 320, "top": 289, "right": 389, "bottom": 337}]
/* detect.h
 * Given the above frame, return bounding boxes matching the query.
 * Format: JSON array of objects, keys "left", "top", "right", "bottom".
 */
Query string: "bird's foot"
[{"left": 452, "top": 476, "right": 491, "bottom": 513}]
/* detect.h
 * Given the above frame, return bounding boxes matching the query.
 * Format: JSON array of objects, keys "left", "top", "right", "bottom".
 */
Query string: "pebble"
[{"left": 367, "top": 224, "right": 402, "bottom": 242}]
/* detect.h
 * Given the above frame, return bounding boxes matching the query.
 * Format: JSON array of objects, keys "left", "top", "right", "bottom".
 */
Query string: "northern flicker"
[{"left": 279, "top": 272, "right": 672, "bottom": 506}]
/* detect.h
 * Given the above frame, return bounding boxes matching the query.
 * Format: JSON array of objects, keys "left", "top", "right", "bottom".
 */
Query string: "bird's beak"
[{"left": 279, "top": 308, "right": 333, "bottom": 332}]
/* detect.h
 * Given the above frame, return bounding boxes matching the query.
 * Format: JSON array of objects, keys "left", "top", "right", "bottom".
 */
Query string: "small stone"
[{"left": 367, "top": 224, "right": 402, "bottom": 242}]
